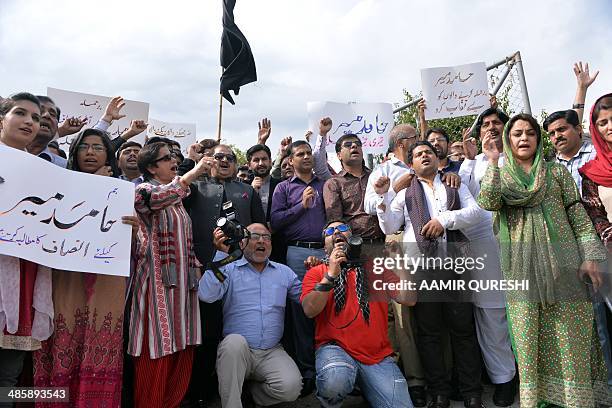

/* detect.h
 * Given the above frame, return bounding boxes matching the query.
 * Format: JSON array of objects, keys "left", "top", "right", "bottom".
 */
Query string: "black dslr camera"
[
  {"left": 216, "top": 201, "right": 247, "bottom": 251},
  {"left": 342, "top": 235, "right": 364, "bottom": 268}
]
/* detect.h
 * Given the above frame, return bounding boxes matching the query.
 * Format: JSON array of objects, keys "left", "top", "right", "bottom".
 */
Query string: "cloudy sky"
[{"left": 1, "top": 0, "right": 610, "bottom": 151}]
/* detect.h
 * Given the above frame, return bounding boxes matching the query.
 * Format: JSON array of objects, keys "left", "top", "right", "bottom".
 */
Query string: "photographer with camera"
[
  {"left": 179, "top": 143, "right": 266, "bottom": 405},
  {"left": 301, "top": 221, "right": 415, "bottom": 408},
  {"left": 198, "top": 223, "right": 303, "bottom": 408}
]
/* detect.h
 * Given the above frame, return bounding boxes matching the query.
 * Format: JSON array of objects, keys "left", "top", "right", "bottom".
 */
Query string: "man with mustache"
[
  {"left": 544, "top": 109, "right": 595, "bottom": 193},
  {"left": 377, "top": 141, "right": 485, "bottom": 408},
  {"left": 270, "top": 139, "right": 328, "bottom": 396},
  {"left": 458, "top": 108, "right": 517, "bottom": 406},
  {"left": 426, "top": 128, "right": 461, "bottom": 174},
  {"left": 116, "top": 141, "right": 143, "bottom": 185},
  {"left": 180, "top": 144, "right": 266, "bottom": 406},
  {"left": 199, "top": 223, "right": 303, "bottom": 407},
  {"left": 301, "top": 221, "right": 415, "bottom": 407},
  {"left": 323, "top": 133, "right": 384, "bottom": 261},
  {"left": 247, "top": 143, "right": 281, "bottom": 221}
]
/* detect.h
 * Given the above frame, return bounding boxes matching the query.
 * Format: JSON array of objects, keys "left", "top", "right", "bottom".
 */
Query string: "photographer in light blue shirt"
[{"left": 199, "top": 223, "right": 303, "bottom": 407}]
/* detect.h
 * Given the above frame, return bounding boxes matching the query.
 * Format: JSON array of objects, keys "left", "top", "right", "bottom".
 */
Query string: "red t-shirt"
[{"left": 300, "top": 264, "right": 397, "bottom": 365}]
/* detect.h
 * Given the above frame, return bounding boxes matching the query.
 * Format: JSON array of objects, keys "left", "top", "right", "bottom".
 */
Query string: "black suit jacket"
[{"left": 180, "top": 159, "right": 265, "bottom": 265}]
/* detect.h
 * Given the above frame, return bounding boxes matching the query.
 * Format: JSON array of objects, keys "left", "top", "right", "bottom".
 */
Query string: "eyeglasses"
[
  {"left": 213, "top": 153, "right": 236, "bottom": 163},
  {"left": 249, "top": 232, "right": 272, "bottom": 242},
  {"left": 153, "top": 154, "right": 174, "bottom": 163},
  {"left": 341, "top": 140, "right": 362, "bottom": 149},
  {"left": 324, "top": 224, "right": 351, "bottom": 236},
  {"left": 77, "top": 143, "right": 105, "bottom": 153}
]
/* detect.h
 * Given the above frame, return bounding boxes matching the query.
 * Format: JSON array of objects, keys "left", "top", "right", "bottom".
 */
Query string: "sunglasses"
[
  {"left": 153, "top": 154, "right": 174, "bottom": 163},
  {"left": 324, "top": 224, "right": 350, "bottom": 236},
  {"left": 341, "top": 140, "right": 362, "bottom": 149},
  {"left": 213, "top": 153, "right": 237, "bottom": 163}
]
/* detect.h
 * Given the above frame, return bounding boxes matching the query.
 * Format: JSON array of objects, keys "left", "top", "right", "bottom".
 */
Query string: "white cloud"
[{"left": 1, "top": 0, "right": 610, "bottom": 151}]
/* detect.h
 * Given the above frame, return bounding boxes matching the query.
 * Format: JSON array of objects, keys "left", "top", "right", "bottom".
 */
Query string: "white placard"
[
  {"left": 0, "top": 146, "right": 134, "bottom": 276},
  {"left": 47, "top": 87, "right": 150, "bottom": 149},
  {"left": 307, "top": 102, "right": 394, "bottom": 154},
  {"left": 147, "top": 118, "right": 196, "bottom": 154},
  {"left": 421, "top": 62, "right": 490, "bottom": 120}
]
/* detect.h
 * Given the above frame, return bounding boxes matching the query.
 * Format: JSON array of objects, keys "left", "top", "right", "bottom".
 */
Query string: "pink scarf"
[{"left": 579, "top": 93, "right": 612, "bottom": 187}]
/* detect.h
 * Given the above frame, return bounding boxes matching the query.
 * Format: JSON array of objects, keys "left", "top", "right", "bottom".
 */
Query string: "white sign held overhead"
[
  {"left": 306, "top": 102, "right": 394, "bottom": 154},
  {"left": 47, "top": 87, "right": 149, "bottom": 149},
  {"left": 147, "top": 118, "right": 196, "bottom": 154},
  {"left": 421, "top": 62, "right": 490, "bottom": 120},
  {"left": 0, "top": 146, "right": 134, "bottom": 276}
]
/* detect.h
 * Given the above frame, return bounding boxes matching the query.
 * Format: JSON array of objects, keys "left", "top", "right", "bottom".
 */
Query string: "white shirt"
[
  {"left": 364, "top": 156, "right": 413, "bottom": 215},
  {"left": 458, "top": 152, "right": 505, "bottom": 198},
  {"left": 376, "top": 175, "right": 484, "bottom": 252},
  {"left": 456, "top": 153, "right": 507, "bottom": 307}
]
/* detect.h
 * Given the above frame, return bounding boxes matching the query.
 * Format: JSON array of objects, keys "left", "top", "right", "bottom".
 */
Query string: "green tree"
[{"left": 227, "top": 144, "right": 247, "bottom": 165}]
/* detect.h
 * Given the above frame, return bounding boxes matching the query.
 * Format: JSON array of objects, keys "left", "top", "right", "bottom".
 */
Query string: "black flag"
[{"left": 220, "top": 0, "right": 257, "bottom": 104}]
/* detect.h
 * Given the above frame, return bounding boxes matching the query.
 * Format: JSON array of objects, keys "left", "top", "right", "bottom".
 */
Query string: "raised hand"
[
  {"left": 102, "top": 96, "right": 126, "bottom": 123},
  {"left": 279, "top": 136, "right": 293, "bottom": 156},
  {"left": 258, "top": 118, "right": 272, "bottom": 145},
  {"left": 574, "top": 62, "right": 599, "bottom": 90},
  {"left": 187, "top": 143, "right": 202, "bottom": 161},
  {"left": 121, "top": 120, "right": 148, "bottom": 140},
  {"left": 462, "top": 127, "right": 478, "bottom": 160},
  {"left": 481, "top": 133, "right": 501, "bottom": 163},
  {"left": 374, "top": 176, "right": 391, "bottom": 195},
  {"left": 319, "top": 117, "right": 332, "bottom": 136},
  {"left": 58, "top": 117, "right": 87, "bottom": 137}
]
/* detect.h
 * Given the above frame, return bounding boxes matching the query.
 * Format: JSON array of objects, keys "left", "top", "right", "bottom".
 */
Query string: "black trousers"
[{"left": 414, "top": 301, "right": 482, "bottom": 399}]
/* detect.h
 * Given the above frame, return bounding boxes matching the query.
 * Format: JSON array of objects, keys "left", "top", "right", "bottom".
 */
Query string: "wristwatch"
[
  {"left": 315, "top": 283, "right": 333, "bottom": 292},
  {"left": 324, "top": 272, "right": 338, "bottom": 283},
  {"left": 572, "top": 103, "right": 585, "bottom": 109}
]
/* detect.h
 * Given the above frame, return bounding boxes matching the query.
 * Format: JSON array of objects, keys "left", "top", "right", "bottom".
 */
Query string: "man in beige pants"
[{"left": 199, "top": 223, "right": 303, "bottom": 407}]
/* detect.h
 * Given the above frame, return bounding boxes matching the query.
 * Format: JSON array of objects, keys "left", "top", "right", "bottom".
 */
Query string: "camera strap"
[{"left": 206, "top": 247, "right": 243, "bottom": 282}]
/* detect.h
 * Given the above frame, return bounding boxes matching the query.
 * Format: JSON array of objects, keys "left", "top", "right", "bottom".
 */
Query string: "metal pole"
[
  {"left": 491, "top": 61, "right": 514, "bottom": 96},
  {"left": 393, "top": 98, "right": 421, "bottom": 114},
  {"left": 513, "top": 51, "right": 532, "bottom": 115},
  {"left": 393, "top": 52, "right": 519, "bottom": 115}
]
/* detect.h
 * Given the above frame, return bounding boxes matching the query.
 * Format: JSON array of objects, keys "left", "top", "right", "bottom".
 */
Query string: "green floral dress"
[{"left": 478, "top": 162, "right": 610, "bottom": 407}]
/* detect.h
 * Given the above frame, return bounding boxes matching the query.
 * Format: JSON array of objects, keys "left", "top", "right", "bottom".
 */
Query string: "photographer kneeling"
[
  {"left": 301, "top": 221, "right": 416, "bottom": 408},
  {"left": 198, "top": 223, "right": 303, "bottom": 407}
]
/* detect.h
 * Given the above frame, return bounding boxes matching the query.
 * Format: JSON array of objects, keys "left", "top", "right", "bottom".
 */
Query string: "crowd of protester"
[{"left": 0, "top": 61, "right": 611, "bottom": 408}]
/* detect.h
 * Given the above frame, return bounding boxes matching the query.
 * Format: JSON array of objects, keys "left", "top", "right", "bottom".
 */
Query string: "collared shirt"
[
  {"left": 258, "top": 175, "right": 271, "bottom": 218},
  {"left": 119, "top": 174, "right": 144, "bottom": 186},
  {"left": 458, "top": 152, "right": 506, "bottom": 199},
  {"left": 554, "top": 140, "right": 596, "bottom": 195},
  {"left": 312, "top": 134, "right": 333, "bottom": 182},
  {"left": 270, "top": 174, "right": 327, "bottom": 242},
  {"left": 364, "top": 156, "right": 413, "bottom": 215},
  {"left": 376, "top": 174, "right": 484, "bottom": 258},
  {"left": 38, "top": 147, "right": 67, "bottom": 168},
  {"left": 441, "top": 159, "right": 461, "bottom": 174},
  {"left": 323, "top": 168, "right": 383, "bottom": 238},
  {"left": 198, "top": 254, "right": 302, "bottom": 350}
]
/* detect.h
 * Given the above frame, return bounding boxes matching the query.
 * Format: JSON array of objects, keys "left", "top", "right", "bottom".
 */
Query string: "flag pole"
[
  {"left": 216, "top": 92, "right": 223, "bottom": 142},
  {"left": 217, "top": 65, "right": 224, "bottom": 142}
]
